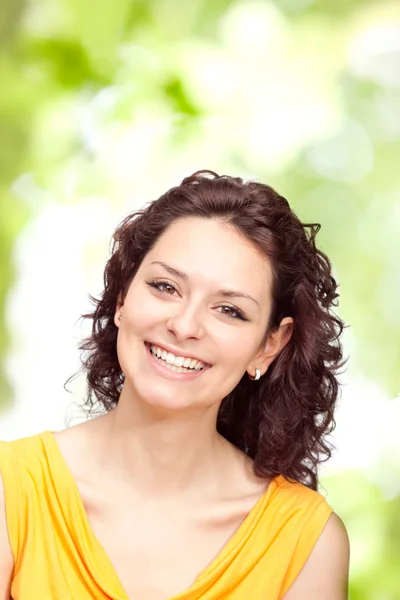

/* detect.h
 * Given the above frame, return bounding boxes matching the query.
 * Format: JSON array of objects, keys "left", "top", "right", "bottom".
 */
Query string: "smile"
[
  {"left": 148, "top": 343, "right": 208, "bottom": 373},
  {"left": 144, "top": 342, "right": 211, "bottom": 381}
]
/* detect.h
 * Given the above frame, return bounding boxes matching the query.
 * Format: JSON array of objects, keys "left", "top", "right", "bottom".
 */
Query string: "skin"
[{"left": 0, "top": 216, "right": 349, "bottom": 599}]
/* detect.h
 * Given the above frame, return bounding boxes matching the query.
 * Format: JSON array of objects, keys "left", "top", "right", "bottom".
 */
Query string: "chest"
[{"left": 81, "top": 489, "right": 254, "bottom": 600}]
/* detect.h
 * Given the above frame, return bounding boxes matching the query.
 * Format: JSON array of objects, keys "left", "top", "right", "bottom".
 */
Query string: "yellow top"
[{"left": 0, "top": 432, "right": 333, "bottom": 599}]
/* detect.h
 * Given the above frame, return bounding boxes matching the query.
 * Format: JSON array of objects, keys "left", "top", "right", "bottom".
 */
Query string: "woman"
[{"left": 0, "top": 171, "right": 350, "bottom": 599}]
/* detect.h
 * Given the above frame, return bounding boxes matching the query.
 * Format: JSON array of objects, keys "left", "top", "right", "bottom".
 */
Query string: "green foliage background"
[{"left": 1, "top": 0, "right": 399, "bottom": 597}]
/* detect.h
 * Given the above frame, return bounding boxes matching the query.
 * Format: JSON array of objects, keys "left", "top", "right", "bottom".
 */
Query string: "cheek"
[
  {"left": 214, "top": 327, "right": 258, "bottom": 367},
  {"left": 123, "top": 289, "right": 160, "bottom": 332}
]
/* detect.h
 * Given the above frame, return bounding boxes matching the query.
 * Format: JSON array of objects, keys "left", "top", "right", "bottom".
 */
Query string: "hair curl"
[{"left": 79, "top": 170, "right": 345, "bottom": 491}]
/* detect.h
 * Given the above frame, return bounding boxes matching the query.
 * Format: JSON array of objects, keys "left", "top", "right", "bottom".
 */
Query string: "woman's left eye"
[{"left": 216, "top": 305, "right": 247, "bottom": 321}]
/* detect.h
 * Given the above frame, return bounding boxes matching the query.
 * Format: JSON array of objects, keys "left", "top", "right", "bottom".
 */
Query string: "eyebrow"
[{"left": 150, "top": 261, "right": 260, "bottom": 306}]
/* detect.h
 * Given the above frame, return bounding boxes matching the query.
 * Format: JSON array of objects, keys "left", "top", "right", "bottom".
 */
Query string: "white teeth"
[
  {"left": 150, "top": 344, "right": 206, "bottom": 371},
  {"left": 166, "top": 352, "right": 175, "bottom": 365}
]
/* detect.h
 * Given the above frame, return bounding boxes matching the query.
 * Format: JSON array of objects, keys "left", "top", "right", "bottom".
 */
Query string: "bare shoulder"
[
  {"left": 52, "top": 414, "right": 110, "bottom": 478},
  {"left": 0, "top": 473, "right": 13, "bottom": 598},
  {"left": 282, "top": 512, "right": 350, "bottom": 600}
]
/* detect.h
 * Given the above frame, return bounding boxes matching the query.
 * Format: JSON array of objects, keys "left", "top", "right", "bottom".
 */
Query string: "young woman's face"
[{"left": 115, "top": 217, "right": 275, "bottom": 413}]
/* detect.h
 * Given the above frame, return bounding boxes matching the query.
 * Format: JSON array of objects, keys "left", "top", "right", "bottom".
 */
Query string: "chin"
[{"left": 130, "top": 379, "right": 198, "bottom": 412}]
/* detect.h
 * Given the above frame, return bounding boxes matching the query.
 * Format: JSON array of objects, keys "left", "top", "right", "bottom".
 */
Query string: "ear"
[
  {"left": 250, "top": 317, "right": 293, "bottom": 376},
  {"left": 114, "top": 294, "right": 124, "bottom": 328}
]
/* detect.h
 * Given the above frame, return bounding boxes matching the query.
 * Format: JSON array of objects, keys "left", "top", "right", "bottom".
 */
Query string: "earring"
[
  {"left": 117, "top": 314, "right": 122, "bottom": 321},
  {"left": 248, "top": 368, "right": 261, "bottom": 381}
]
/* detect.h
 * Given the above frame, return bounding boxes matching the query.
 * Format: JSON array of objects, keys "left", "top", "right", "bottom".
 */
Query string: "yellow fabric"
[{"left": 0, "top": 432, "right": 333, "bottom": 599}]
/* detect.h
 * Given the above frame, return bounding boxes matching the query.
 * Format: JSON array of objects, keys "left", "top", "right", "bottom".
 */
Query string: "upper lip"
[{"left": 146, "top": 341, "right": 211, "bottom": 366}]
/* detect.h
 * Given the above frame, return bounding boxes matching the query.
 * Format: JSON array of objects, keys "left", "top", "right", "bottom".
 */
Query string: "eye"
[
  {"left": 216, "top": 305, "right": 247, "bottom": 321},
  {"left": 146, "top": 281, "right": 247, "bottom": 320},
  {"left": 146, "top": 280, "right": 179, "bottom": 296}
]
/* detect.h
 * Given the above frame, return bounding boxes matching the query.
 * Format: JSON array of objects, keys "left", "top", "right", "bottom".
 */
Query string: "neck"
[{"left": 97, "top": 383, "right": 231, "bottom": 498}]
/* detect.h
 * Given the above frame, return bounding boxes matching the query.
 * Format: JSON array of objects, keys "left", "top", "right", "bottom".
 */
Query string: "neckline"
[{"left": 42, "top": 430, "right": 283, "bottom": 600}]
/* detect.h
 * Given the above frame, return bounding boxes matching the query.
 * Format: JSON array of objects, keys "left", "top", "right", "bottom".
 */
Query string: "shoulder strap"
[
  {"left": 0, "top": 439, "right": 27, "bottom": 567},
  {"left": 279, "top": 484, "right": 333, "bottom": 596}
]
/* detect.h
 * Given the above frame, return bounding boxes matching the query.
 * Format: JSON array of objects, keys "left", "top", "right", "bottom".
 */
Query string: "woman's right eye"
[{"left": 146, "top": 280, "right": 178, "bottom": 296}]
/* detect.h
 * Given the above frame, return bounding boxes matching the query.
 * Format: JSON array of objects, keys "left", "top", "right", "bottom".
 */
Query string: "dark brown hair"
[{"left": 79, "top": 170, "right": 345, "bottom": 490}]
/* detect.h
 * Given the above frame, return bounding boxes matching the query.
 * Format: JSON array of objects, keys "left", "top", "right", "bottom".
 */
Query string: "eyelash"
[{"left": 146, "top": 280, "right": 248, "bottom": 321}]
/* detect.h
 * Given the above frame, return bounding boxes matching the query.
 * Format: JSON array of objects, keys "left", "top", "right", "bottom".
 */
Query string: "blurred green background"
[{"left": 1, "top": 0, "right": 399, "bottom": 597}]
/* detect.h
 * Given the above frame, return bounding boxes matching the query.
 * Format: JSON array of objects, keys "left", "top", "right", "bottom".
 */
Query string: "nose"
[{"left": 166, "top": 300, "right": 205, "bottom": 341}]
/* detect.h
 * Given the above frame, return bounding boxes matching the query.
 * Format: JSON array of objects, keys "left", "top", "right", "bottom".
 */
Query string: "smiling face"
[{"left": 114, "top": 217, "right": 286, "bottom": 413}]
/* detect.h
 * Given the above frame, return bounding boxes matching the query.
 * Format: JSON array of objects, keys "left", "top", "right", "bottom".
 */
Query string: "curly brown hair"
[{"left": 79, "top": 170, "right": 345, "bottom": 491}]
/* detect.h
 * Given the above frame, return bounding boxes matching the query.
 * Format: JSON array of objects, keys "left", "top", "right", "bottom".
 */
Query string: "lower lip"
[{"left": 145, "top": 343, "right": 210, "bottom": 381}]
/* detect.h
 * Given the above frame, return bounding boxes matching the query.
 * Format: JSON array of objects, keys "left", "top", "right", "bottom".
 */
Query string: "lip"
[
  {"left": 145, "top": 341, "right": 211, "bottom": 366},
  {"left": 144, "top": 343, "right": 211, "bottom": 381}
]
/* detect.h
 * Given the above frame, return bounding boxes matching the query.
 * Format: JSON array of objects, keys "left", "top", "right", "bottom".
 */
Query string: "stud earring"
[
  {"left": 117, "top": 314, "right": 122, "bottom": 321},
  {"left": 248, "top": 368, "right": 261, "bottom": 381}
]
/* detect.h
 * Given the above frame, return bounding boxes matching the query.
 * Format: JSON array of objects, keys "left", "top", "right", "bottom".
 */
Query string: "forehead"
[{"left": 143, "top": 217, "right": 273, "bottom": 302}]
